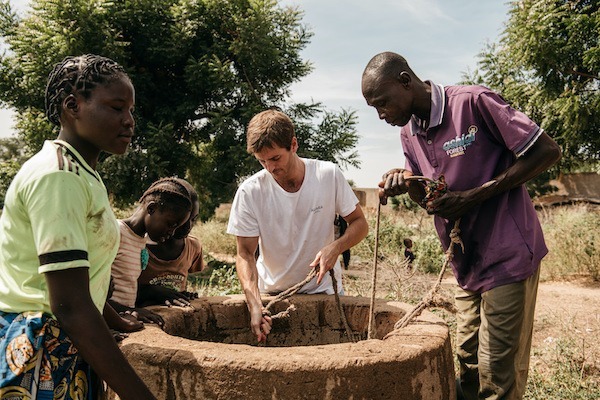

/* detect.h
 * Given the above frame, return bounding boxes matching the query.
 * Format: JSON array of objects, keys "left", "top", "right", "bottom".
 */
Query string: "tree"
[
  {"left": 0, "top": 136, "right": 29, "bottom": 207},
  {"left": 0, "top": 0, "right": 361, "bottom": 217},
  {"left": 463, "top": 0, "right": 599, "bottom": 173}
]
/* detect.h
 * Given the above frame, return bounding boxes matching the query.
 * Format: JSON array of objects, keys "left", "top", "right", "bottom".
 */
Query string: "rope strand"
[
  {"left": 262, "top": 266, "right": 356, "bottom": 343},
  {"left": 386, "top": 219, "right": 461, "bottom": 337}
]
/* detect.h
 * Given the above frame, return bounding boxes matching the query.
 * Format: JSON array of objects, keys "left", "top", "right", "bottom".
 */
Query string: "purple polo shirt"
[{"left": 401, "top": 82, "right": 547, "bottom": 293}]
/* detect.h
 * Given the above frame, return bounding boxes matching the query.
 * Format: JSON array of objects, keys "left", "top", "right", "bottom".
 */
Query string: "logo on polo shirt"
[{"left": 443, "top": 125, "right": 477, "bottom": 157}]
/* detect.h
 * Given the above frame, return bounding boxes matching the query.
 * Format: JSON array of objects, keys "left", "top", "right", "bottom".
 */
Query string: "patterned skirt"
[{"left": 0, "top": 311, "right": 100, "bottom": 400}]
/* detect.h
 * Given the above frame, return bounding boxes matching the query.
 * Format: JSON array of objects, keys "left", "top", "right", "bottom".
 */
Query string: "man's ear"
[
  {"left": 291, "top": 136, "right": 299, "bottom": 153},
  {"left": 398, "top": 71, "right": 411, "bottom": 87}
]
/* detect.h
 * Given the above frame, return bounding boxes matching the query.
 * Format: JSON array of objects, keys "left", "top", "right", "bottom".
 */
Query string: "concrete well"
[{"left": 117, "top": 294, "right": 455, "bottom": 400}]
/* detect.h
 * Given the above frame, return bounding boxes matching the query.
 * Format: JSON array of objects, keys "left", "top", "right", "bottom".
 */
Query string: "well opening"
[
  {"left": 117, "top": 294, "right": 456, "bottom": 400},
  {"left": 160, "top": 294, "right": 398, "bottom": 346}
]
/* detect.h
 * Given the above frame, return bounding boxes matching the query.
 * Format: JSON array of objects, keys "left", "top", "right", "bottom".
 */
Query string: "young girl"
[
  {"left": 137, "top": 179, "right": 204, "bottom": 307},
  {"left": 0, "top": 55, "right": 155, "bottom": 399},
  {"left": 108, "top": 178, "right": 193, "bottom": 319}
]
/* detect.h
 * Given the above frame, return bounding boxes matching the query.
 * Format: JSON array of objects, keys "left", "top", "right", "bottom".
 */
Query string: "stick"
[{"left": 367, "top": 202, "right": 382, "bottom": 339}]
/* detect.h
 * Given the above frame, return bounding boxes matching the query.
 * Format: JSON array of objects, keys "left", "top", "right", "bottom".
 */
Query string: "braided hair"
[
  {"left": 139, "top": 177, "right": 193, "bottom": 215},
  {"left": 45, "top": 54, "right": 129, "bottom": 126},
  {"left": 171, "top": 178, "right": 199, "bottom": 239}
]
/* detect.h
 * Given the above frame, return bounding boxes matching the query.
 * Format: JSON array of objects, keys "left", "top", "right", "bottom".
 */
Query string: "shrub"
[
  {"left": 188, "top": 254, "right": 242, "bottom": 296},
  {"left": 415, "top": 234, "right": 445, "bottom": 274},
  {"left": 352, "top": 211, "right": 415, "bottom": 262},
  {"left": 193, "top": 218, "right": 237, "bottom": 256},
  {"left": 540, "top": 205, "right": 600, "bottom": 281}
]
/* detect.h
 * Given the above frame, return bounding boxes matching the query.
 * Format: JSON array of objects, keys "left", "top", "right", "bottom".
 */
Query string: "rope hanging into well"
[
  {"left": 367, "top": 174, "right": 462, "bottom": 338},
  {"left": 262, "top": 267, "right": 356, "bottom": 343},
  {"left": 388, "top": 219, "right": 461, "bottom": 334}
]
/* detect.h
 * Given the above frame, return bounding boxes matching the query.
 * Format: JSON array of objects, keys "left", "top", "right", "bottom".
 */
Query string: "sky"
[{"left": 1, "top": 0, "right": 511, "bottom": 188}]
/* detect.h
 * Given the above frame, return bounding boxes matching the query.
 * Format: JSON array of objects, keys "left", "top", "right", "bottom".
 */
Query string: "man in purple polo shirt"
[{"left": 361, "top": 52, "right": 561, "bottom": 400}]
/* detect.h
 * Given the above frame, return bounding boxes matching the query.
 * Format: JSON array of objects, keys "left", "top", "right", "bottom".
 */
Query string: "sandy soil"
[{"left": 530, "top": 278, "right": 600, "bottom": 377}]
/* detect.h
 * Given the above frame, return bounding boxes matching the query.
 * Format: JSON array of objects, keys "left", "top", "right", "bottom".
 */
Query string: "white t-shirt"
[{"left": 227, "top": 159, "right": 358, "bottom": 294}]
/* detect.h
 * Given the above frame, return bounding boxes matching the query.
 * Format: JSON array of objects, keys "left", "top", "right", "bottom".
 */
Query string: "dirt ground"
[
  {"left": 343, "top": 262, "right": 600, "bottom": 388},
  {"left": 529, "top": 278, "right": 600, "bottom": 377},
  {"left": 441, "top": 275, "right": 600, "bottom": 367}
]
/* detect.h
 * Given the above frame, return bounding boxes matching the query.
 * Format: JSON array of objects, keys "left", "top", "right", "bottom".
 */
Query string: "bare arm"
[
  {"left": 430, "top": 132, "right": 562, "bottom": 220},
  {"left": 310, "top": 205, "right": 369, "bottom": 284},
  {"left": 235, "top": 236, "right": 271, "bottom": 342},
  {"left": 46, "top": 268, "right": 155, "bottom": 400}
]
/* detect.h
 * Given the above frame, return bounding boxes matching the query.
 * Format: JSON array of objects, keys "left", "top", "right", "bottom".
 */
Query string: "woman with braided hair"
[
  {"left": 0, "top": 55, "right": 156, "bottom": 398},
  {"left": 108, "top": 177, "right": 193, "bottom": 321}
]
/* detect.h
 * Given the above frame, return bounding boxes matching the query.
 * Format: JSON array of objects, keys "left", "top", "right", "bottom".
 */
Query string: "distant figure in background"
[
  {"left": 334, "top": 214, "right": 351, "bottom": 269},
  {"left": 403, "top": 237, "right": 415, "bottom": 268}
]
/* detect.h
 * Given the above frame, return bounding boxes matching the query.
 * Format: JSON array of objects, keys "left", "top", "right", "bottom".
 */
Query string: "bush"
[
  {"left": 188, "top": 255, "right": 242, "bottom": 296},
  {"left": 415, "top": 234, "right": 445, "bottom": 274},
  {"left": 193, "top": 218, "right": 237, "bottom": 256},
  {"left": 390, "top": 194, "right": 421, "bottom": 212},
  {"left": 0, "top": 160, "right": 20, "bottom": 208},
  {"left": 353, "top": 212, "right": 415, "bottom": 262},
  {"left": 540, "top": 205, "right": 600, "bottom": 281}
]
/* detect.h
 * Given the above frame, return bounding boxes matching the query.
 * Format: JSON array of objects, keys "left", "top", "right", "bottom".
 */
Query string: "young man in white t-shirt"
[{"left": 227, "top": 109, "right": 369, "bottom": 342}]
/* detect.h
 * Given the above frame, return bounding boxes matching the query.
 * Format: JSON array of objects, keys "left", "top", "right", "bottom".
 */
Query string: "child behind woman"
[
  {"left": 108, "top": 177, "right": 193, "bottom": 323},
  {"left": 137, "top": 179, "right": 204, "bottom": 307}
]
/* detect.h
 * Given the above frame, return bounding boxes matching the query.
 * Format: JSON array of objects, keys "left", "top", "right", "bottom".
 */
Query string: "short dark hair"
[
  {"left": 246, "top": 109, "right": 295, "bottom": 154},
  {"left": 45, "top": 54, "right": 129, "bottom": 126},
  {"left": 363, "top": 51, "right": 414, "bottom": 82}
]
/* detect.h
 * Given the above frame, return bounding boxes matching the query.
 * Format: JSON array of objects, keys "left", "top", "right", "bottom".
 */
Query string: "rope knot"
[{"left": 449, "top": 223, "right": 464, "bottom": 253}]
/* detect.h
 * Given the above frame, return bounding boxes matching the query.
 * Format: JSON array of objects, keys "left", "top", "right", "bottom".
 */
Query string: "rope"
[
  {"left": 367, "top": 202, "right": 382, "bottom": 339},
  {"left": 330, "top": 270, "right": 356, "bottom": 342},
  {"left": 263, "top": 267, "right": 319, "bottom": 313},
  {"left": 262, "top": 265, "right": 356, "bottom": 343},
  {"left": 387, "top": 219, "right": 461, "bottom": 335},
  {"left": 368, "top": 174, "right": 461, "bottom": 338}
]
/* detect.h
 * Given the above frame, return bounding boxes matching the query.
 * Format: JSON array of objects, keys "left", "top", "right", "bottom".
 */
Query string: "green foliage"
[
  {"left": 0, "top": 0, "right": 361, "bottom": 218},
  {"left": 290, "top": 104, "right": 361, "bottom": 170},
  {"left": 192, "top": 216, "right": 237, "bottom": 256},
  {"left": 0, "top": 137, "right": 29, "bottom": 207},
  {"left": 463, "top": 0, "right": 600, "bottom": 170},
  {"left": 188, "top": 254, "right": 242, "bottom": 296},
  {"left": 390, "top": 194, "right": 421, "bottom": 212},
  {"left": 0, "top": 159, "right": 19, "bottom": 207},
  {"left": 353, "top": 212, "right": 415, "bottom": 262},
  {"left": 414, "top": 234, "right": 444, "bottom": 274}
]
